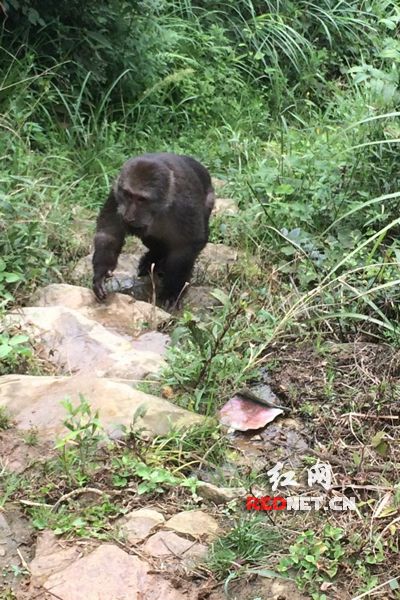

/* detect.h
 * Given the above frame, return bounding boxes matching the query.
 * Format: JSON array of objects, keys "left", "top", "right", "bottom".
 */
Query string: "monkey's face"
[{"left": 116, "top": 186, "right": 155, "bottom": 233}]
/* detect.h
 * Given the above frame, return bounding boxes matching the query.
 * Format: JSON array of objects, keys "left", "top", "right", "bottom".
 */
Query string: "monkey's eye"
[{"left": 134, "top": 195, "right": 146, "bottom": 203}]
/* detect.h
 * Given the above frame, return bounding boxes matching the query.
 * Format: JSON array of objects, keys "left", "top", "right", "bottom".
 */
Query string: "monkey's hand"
[{"left": 93, "top": 269, "right": 113, "bottom": 302}]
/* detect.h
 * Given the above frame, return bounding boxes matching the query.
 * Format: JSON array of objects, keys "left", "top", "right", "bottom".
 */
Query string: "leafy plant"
[
  {"left": 278, "top": 525, "right": 345, "bottom": 598},
  {"left": 111, "top": 452, "right": 188, "bottom": 494},
  {"left": 54, "top": 395, "right": 105, "bottom": 485},
  {"left": 30, "top": 499, "right": 121, "bottom": 539},
  {"left": 0, "top": 406, "right": 12, "bottom": 430},
  {"left": 0, "top": 328, "right": 32, "bottom": 376},
  {"left": 159, "top": 297, "right": 273, "bottom": 413}
]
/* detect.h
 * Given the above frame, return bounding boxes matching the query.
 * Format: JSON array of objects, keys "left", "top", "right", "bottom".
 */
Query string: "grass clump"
[{"left": 208, "top": 515, "right": 283, "bottom": 579}]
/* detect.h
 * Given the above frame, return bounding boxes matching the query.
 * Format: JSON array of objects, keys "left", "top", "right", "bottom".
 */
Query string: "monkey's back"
[{"left": 123, "top": 153, "right": 212, "bottom": 201}]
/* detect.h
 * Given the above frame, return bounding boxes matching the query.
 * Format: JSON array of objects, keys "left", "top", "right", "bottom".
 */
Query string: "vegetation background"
[
  {"left": 2, "top": 0, "right": 400, "bottom": 340},
  {"left": 1, "top": 1, "right": 400, "bottom": 598}
]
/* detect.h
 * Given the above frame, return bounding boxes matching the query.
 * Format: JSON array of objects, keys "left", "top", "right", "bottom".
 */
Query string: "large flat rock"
[
  {"left": 5, "top": 306, "right": 165, "bottom": 379},
  {"left": 0, "top": 375, "right": 205, "bottom": 440},
  {"left": 32, "top": 543, "right": 187, "bottom": 600},
  {"left": 118, "top": 508, "right": 165, "bottom": 544},
  {"left": 31, "top": 283, "right": 169, "bottom": 337},
  {"left": 165, "top": 510, "right": 220, "bottom": 540}
]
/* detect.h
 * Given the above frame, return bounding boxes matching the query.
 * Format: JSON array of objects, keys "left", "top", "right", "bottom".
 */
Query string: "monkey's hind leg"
[
  {"left": 160, "top": 243, "right": 204, "bottom": 308},
  {"left": 138, "top": 250, "right": 166, "bottom": 277}
]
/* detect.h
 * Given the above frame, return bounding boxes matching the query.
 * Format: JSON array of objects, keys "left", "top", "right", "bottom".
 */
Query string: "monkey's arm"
[{"left": 92, "top": 190, "right": 126, "bottom": 301}]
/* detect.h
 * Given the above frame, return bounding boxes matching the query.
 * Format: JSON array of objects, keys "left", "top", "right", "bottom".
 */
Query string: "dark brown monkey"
[{"left": 92, "top": 153, "right": 215, "bottom": 307}]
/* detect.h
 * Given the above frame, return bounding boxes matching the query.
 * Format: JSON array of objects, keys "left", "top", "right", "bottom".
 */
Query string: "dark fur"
[{"left": 92, "top": 153, "right": 215, "bottom": 306}]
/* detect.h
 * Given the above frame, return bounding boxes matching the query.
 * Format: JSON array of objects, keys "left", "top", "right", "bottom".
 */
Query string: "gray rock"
[
  {"left": 0, "top": 375, "right": 205, "bottom": 440},
  {"left": 213, "top": 197, "right": 238, "bottom": 216},
  {"left": 118, "top": 508, "right": 165, "bottom": 544},
  {"left": 5, "top": 306, "right": 165, "bottom": 379},
  {"left": 40, "top": 544, "right": 186, "bottom": 600},
  {"left": 31, "top": 283, "right": 170, "bottom": 337},
  {"left": 183, "top": 285, "right": 225, "bottom": 313},
  {"left": 142, "top": 531, "right": 208, "bottom": 565},
  {"left": 196, "top": 482, "right": 246, "bottom": 504},
  {"left": 71, "top": 242, "right": 238, "bottom": 294},
  {"left": 72, "top": 251, "right": 141, "bottom": 284},
  {"left": 0, "top": 509, "right": 34, "bottom": 591},
  {"left": 30, "top": 531, "right": 82, "bottom": 584},
  {"left": 165, "top": 510, "right": 220, "bottom": 540},
  {"left": 194, "top": 243, "right": 238, "bottom": 283},
  {"left": 211, "top": 177, "right": 227, "bottom": 190}
]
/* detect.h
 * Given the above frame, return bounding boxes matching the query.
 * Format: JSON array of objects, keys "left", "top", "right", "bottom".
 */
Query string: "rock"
[
  {"left": 196, "top": 482, "right": 246, "bottom": 504},
  {"left": 213, "top": 197, "right": 238, "bottom": 216},
  {"left": 5, "top": 306, "right": 165, "bottom": 379},
  {"left": 31, "top": 284, "right": 170, "bottom": 337},
  {"left": 165, "top": 510, "right": 220, "bottom": 540},
  {"left": 72, "top": 252, "right": 141, "bottom": 283},
  {"left": 30, "top": 531, "right": 82, "bottom": 585},
  {"left": 119, "top": 508, "right": 165, "bottom": 544},
  {"left": 130, "top": 331, "right": 170, "bottom": 355},
  {"left": 40, "top": 544, "right": 186, "bottom": 600},
  {"left": 0, "top": 509, "right": 34, "bottom": 590},
  {"left": 0, "top": 375, "right": 205, "bottom": 440},
  {"left": 142, "top": 531, "right": 207, "bottom": 564},
  {"left": 211, "top": 177, "right": 226, "bottom": 190},
  {"left": 216, "top": 574, "right": 309, "bottom": 600},
  {"left": 183, "top": 286, "right": 224, "bottom": 313},
  {"left": 0, "top": 513, "right": 11, "bottom": 558},
  {"left": 0, "top": 429, "right": 52, "bottom": 473},
  {"left": 219, "top": 395, "right": 284, "bottom": 431},
  {"left": 194, "top": 243, "right": 238, "bottom": 283}
]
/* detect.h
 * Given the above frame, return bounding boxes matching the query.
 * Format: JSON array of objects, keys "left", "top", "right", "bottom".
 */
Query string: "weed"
[
  {"left": 0, "top": 589, "right": 18, "bottom": 600},
  {"left": 111, "top": 452, "right": 192, "bottom": 495},
  {"left": 0, "top": 329, "right": 32, "bottom": 376},
  {"left": 159, "top": 297, "right": 274, "bottom": 413},
  {"left": 208, "top": 515, "right": 283, "bottom": 579},
  {"left": 30, "top": 499, "right": 121, "bottom": 539},
  {"left": 54, "top": 395, "right": 105, "bottom": 486},
  {"left": 0, "top": 472, "right": 25, "bottom": 507},
  {"left": 23, "top": 428, "right": 39, "bottom": 446},
  {"left": 149, "top": 421, "right": 227, "bottom": 470},
  {"left": 278, "top": 525, "right": 345, "bottom": 598},
  {"left": 0, "top": 407, "right": 12, "bottom": 430}
]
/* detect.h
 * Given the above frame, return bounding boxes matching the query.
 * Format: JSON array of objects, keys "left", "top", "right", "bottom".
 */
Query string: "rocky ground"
[
  {"left": 1, "top": 191, "right": 399, "bottom": 600},
  {"left": 0, "top": 194, "right": 304, "bottom": 600}
]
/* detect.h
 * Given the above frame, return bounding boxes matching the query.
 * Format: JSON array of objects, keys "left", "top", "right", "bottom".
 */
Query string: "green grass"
[
  {"left": 0, "top": 406, "right": 12, "bottom": 430},
  {"left": 208, "top": 515, "right": 284, "bottom": 579}
]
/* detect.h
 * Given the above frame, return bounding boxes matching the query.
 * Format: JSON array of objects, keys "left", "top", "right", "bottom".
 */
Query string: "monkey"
[{"left": 92, "top": 153, "right": 215, "bottom": 308}]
